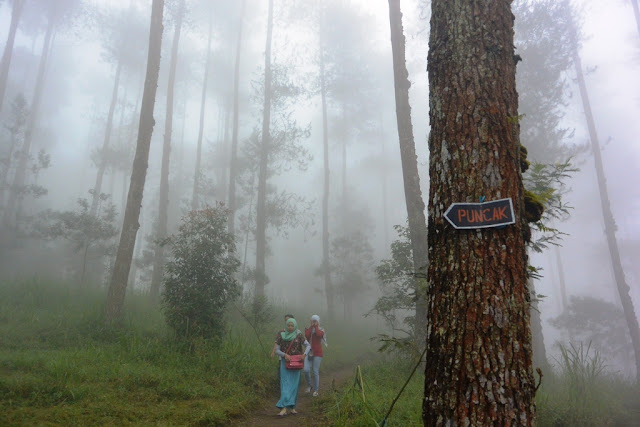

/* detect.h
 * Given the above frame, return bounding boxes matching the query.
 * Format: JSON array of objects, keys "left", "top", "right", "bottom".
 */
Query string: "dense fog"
[{"left": 0, "top": 0, "right": 639, "bottom": 376}]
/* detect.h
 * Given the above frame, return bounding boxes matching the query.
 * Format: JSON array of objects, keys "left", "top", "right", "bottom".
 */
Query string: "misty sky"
[{"left": 1, "top": 0, "right": 639, "bottom": 369}]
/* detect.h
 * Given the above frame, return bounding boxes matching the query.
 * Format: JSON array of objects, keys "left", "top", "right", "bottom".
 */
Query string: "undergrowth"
[
  {"left": 0, "top": 280, "right": 276, "bottom": 425},
  {"left": 322, "top": 343, "right": 640, "bottom": 426}
]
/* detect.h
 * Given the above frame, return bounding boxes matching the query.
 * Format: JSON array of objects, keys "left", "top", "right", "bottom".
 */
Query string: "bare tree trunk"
[
  {"left": 121, "top": 76, "right": 143, "bottom": 217},
  {"left": 423, "top": 1, "right": 536, "bottom": 424},
  {"left": 630, "top": 0, "right": 640, "bottom": 40},
  {"left": 242, "top": 171, "right": 256, "bottom": 293},
  {"left": 150, "top": 0, "right": 185, "bottom": 300},
  {"left": 254, "top": 0, "right": 274, "bottom": 300},
  {"left": 2, "top": 16, "right": 55, "bottom": 229},
  {"left": 81, "top": 243, "right": 90, "bottom": 286},
  {"left": 91, "top": 59, "right": 122, "bottom": 215},
  {"left": 218, "top": 98, "right": 231, "bottom": 202},
  {"left": 387, "top": 0, "right": 430, "bottom": 345},
  {"left": 572, "top": 32, "right": 640, "bottom": 378},
  {"left": 227, "top": 0, "right": 246, "bottom": 234},
  {"left": 319, "top": 20, "right": 335, "bottom": 318},
  {"left": 554, "top": 246, "right": 569, "bottom": 312},
  {"left": 0, "top": 0, "right": 25, "bottom": 113},
  {"left": 105, "top": 0, "right": 164, "bottom": 323},
  {"left": 192, "top": 3, "right": 214, "bottom": 211},
  {"left": 341, "top": 114, "right": 347, "bottom": 233},
  {"left": 529, "top": 279, "right": 551, "bottom": 374},
  {"left": 380, "top": 128, "right": 389, "bottom": 249}
]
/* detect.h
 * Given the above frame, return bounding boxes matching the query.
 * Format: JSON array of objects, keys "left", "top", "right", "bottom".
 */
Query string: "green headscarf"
[{"left": 280, "top": 318, "right": 298, "bottom": 341}]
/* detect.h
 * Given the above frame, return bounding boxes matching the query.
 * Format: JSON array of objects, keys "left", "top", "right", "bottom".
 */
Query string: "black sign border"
[{"left": 444, "top": 197, "right": 516, "bottom": 230}]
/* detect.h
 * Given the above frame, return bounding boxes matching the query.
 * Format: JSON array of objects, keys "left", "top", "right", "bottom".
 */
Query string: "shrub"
[{"left": 161, "top": 205, "right": 240, "bottom": 341}]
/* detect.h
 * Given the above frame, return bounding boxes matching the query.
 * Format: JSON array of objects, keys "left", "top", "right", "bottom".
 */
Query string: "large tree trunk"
[
  {"left": 571, "top": 30, "right": 640, "bottom": 378},
  {"left": 0, "top": 0, "right": 25, "bottom": 113},
  {"left": 423, "top": 1, "right": 536, "bottom": 424},
  {"left": 150, "top": 0, "right": 185, "bottom": 300},
  {"left": 90, "top": 58, "right": 122, "bottom": 215},
  {"left": 2, "top": 15, "right": 55, "bottom": 229},
  {"left": 254, "top": 0, "right": 274, "bottom": 300},
  {"left": 191, "top": 3, "right": 214, "bottom": 211},
  {"left": 318, "top": 8, "right": 335, "bottom": 319},
  {"left": 227, "top": 0, "right": 247, "bottom": 234},
  {"left": 387, "top": 0, "right": 430, "bottom": 345},
  {"left": 105, "top": 0, "right": 164, "bottom": 323}
]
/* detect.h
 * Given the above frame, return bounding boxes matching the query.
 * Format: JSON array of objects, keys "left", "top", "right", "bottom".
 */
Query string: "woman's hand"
[{"left": 284, "top": 354, "right": 291, "bottom": 361}]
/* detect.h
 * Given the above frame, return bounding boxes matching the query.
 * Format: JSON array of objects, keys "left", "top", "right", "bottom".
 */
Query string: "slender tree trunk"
[
  {"left": 341, "top": 113, "right": 347, "bottom": 233},
  {"left": 105, "top": 0, "right": 164, "bottom": 323},
  {"left": 91, "top": 59, "right": 122, "bottom": 215},
  {"left": 81, "top": 243, "right": 90, "bottom": 286},
  {"left": 242, "top": 172, "right": 256, "bottom": 292},
  {"left": 0, "top": 0, "right": 25, "bottom": 113},
  {"left": 254, "top": 0, "right": 274, "bottom": 300},
  {"left": 529, "top": 279, "right": 551, "bottom": 374},
  {"left": 150, "top": 0, "right": 185, "bottom": 300},
  {"left": 227, "top": 0, "right": 246, "bottom": 234},
  {"left": 554, "top": 246, "right": 569, "bottom": 312},
  {"left": 2, "top": 16, "right": 55, "bottom": 229},
  {"left": 630, "top": 0, "right": 640, "bottom": 40},
  {"left": 380, "top": 129, "right": 389, "bottom": 249},
  {"left": 192, "top": 3, "right": 214, "bottom": 211},
  {"left": 217, "top": 98, "right": 231, "bottom": 201},
  {"left": 0, "top": 118, "right": 22, "bottom": 207},
  {"left": 387, "top": 0, "right": 430, "bottom": 345},
  {"left": 122, "top": 76, "right": 143, "bottom": 218},
  {"left": 423, "top": 1, "right": 536, "bottom": 424},
  {"left": 572, "top": 32, "right": 640, "bottom": 378},
  {"left": 319, "top": 18, "right": 335, "bottom": 318}
]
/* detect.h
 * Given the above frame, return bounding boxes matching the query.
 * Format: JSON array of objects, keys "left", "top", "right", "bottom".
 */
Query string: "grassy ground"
[
  {"left": 322, "top": 346, "right": 640, "bottom": 426},
  {"left": 321, "top": 357, "right": 423, "bottom": 426},
  {"left": 0, "top": 280, "right": 284, "bottom": 425},
  {"left": 6, "top": 279, "right": 634, "bottom": 426},
  {"left": 0, "top": 279, "right": 379, "bottom": 426}
]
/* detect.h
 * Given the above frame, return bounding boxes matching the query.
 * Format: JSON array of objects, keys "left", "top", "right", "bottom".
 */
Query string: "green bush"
[{"left": 161, "top": 206, "right": 241, "bottom": 341}]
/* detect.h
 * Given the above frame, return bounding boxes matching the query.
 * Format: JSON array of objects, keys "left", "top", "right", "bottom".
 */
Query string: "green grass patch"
[
  {"left": 323, "top": 357, "right": 423, "bottom": 426},
  {"left": 0, "top": 279, "right": 278, "bottom": 425}
]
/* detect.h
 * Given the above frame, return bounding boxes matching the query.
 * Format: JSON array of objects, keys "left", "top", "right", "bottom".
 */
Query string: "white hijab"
[{"left": 311, "top": 315, "right": 328, "bottom": 347}]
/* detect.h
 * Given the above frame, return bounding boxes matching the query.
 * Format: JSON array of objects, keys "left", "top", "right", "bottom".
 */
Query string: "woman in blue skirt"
[{"left": 274, "top": 317, "right": 310, "bottom": 416}]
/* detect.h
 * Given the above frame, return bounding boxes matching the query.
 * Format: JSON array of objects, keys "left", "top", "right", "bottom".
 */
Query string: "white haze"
[{"left": 0, "top": 0, "right": 638, "bottom": 372}]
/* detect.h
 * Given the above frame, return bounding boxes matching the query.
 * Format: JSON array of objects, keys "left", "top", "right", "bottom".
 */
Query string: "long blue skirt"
[{"left": 276, "top": 359, "right": 301, "bottom": 409}]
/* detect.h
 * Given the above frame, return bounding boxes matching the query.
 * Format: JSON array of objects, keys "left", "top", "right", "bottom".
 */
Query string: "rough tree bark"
[
  {"left": 105, "top": 0, "right": 164, "bottom": 323},
  {"left": 150, "top": 0, "right": 185, "bottom": 300},
  {"left": 227, "top": 0, "right": 246, "bottom": 234},
  {"left": 387, "top": 0, "right": 430, "bottom": 343},
  {"left": 571, "top": 27, "right": 640, "bottom": 379},
  {"left": 0, "top": 0, "right": 25, "bottom": 113},
  {"left": 254, "top": 0, "right": 274, "bottom": 299},
  {"left": 423, "top": 1, "right": 536, "bottom": 424},
  {"left": 191, "top": 2, "right": 214, "bottom": 211}
]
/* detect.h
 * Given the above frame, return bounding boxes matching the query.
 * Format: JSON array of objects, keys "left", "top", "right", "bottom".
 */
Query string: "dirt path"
[{"left": 233, "top": 365, "right": 355, "bottom": 426}]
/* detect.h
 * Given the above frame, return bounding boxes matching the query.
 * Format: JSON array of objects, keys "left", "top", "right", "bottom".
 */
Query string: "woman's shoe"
[
  {"left": 312, "top": 391, "right": 319, "bottom": 397},
  {"left": 278, "top": 408, "right": 287, "bottom": 417},
  {"left": 289, "top": 409, "right": 298, "bottom": 415}
]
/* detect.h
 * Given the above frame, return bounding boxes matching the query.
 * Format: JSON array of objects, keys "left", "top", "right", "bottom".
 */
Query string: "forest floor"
[{"left": 234, "top": 364, "right": 356, "bottom": 426}]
